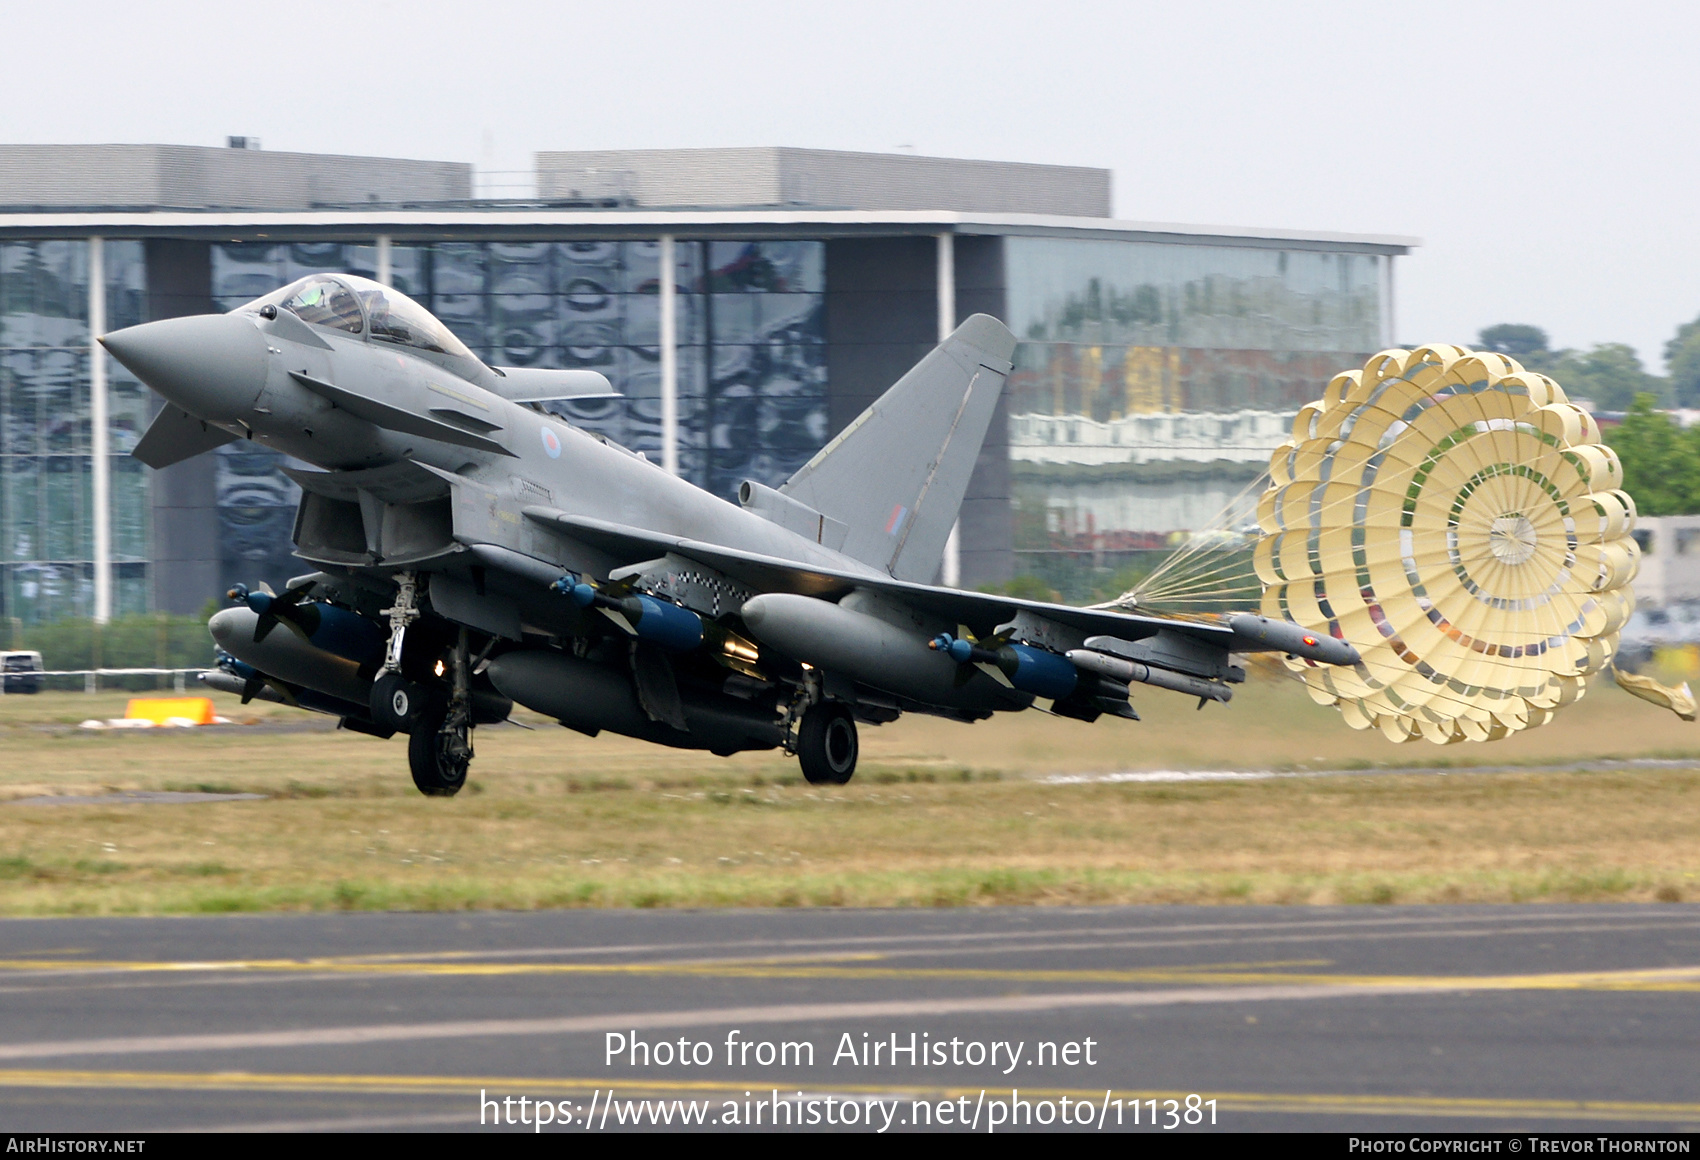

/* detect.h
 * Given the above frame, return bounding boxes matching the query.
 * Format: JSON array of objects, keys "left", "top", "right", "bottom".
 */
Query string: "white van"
[{"left": 1, "top": 650, "right": 44, "bottom": 694}]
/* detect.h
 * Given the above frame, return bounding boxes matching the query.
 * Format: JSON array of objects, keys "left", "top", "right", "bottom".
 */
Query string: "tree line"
[
  {"left": 1478, "top": 318, "right": 1700, "bottom": 412},
  {"left": 1476, "top": 318, "right": 1700, "bottom": 516},
  {"left": 8, "top": 612, "right": 216, "bottom": 684}
]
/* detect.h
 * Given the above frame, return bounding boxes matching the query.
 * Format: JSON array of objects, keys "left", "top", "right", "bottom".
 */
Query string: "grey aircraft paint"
[{"left": 100, "top": 272, "right": 1358, "bottom": 794}]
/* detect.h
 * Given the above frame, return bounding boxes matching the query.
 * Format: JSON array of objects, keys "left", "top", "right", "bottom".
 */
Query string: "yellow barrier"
[
  {"left": 1653, "top": 644, "right": 1700, "bottom": 679},
  {"left": 123, "top": 697, "right": 216, "bottom": 726}
]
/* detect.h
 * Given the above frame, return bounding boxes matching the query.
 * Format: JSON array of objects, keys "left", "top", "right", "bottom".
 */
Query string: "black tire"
[
  {"left": 408, "top": 712, "right": 469, "bottom": 797},
  {"left": 371, "top": 671, "right": 426, "bottom": 734},
  {"left": 797, "top": 702, "right": 858, "bottom": 785}
]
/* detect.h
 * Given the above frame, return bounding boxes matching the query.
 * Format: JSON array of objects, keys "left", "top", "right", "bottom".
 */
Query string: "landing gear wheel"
[
  {"left": 797, "top": 702, "right": 858, "bottom": 785},
  {"left": 408, "top": 712, "right": 470, "bottom": 797},
  {"left": 370, "top": 670, "right": 426, "bottom": 734}
]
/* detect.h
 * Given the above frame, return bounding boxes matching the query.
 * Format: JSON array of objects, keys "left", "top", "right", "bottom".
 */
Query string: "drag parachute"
[{"left": 1254, "top": 345, "right": 1640, "bottom": 743}]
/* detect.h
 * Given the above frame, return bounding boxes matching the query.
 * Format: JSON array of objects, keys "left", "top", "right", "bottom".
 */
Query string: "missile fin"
[{"left": 599, "top": 606, "right": 638, "bottom": 636}]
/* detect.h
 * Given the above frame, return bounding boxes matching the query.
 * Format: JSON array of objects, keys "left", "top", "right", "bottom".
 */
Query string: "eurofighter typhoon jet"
[{"left": 101, "top": 274, "right": 1356, "bottom": 795}]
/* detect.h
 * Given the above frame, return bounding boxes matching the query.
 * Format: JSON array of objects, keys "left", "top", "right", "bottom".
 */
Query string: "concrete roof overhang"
[{"left": 0, "top": 207, "right": 1418, "bottom": 256}]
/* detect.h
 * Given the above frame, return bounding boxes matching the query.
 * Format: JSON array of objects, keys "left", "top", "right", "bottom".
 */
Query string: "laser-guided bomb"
[
  {"left": 208, "top": 604, "right": 375, "bottom": 707},
  {"left": 552, "top": 576, "right": 709, "bottom": 653},
  {"left": 105, "top": 272, "right": 1369, "bottom": 795},
  {"left": 207, "top": 583, "right": 511, "bottom": 738}
]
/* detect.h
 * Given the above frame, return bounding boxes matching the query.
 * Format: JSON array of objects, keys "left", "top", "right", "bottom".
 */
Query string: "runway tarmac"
[{"left": 3, "top": 904, "right": 1699, "bottom": 1133}]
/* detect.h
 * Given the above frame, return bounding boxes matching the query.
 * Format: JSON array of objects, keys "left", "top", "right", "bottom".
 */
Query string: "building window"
[
  {"left": 0, "top": 239, "right": 148, "bottom": 624},
  {"left": 1002, "top": 236, "right": 1383, "bottom": 604}
]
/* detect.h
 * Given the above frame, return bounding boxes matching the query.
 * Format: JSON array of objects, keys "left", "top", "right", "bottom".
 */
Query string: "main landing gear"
[
  {"left": 409, "top": 707, "right": 470, "bottom": 796},
  {"left": 796, "top": 701, "right": 858, "bottom": 785},
  {"left": 408, "top": 626, "right": 475, "bottom": 797}
]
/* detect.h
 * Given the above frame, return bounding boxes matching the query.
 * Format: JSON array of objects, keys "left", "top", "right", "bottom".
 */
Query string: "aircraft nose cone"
[{"left": 101, "top": 313, "right": 267, "bottom": 423}]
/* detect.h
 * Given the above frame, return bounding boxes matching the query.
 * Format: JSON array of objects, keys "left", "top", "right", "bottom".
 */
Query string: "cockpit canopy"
[{"left": 238, "top": 274, "right": 482, "bottom": 368}]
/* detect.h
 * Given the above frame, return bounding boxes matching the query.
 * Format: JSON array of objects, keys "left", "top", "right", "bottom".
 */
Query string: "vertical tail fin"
[{"left": 781, "top": 314, "right": 1015, "bottom": 581}]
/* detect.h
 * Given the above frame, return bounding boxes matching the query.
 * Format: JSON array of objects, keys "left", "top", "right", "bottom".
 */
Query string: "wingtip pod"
[
  {"left": 1226, "top": 614, "right": 1359, "bottom": 666},
  {"left": 1255, "top": 346, "right": 1646, "bottom": 744}
]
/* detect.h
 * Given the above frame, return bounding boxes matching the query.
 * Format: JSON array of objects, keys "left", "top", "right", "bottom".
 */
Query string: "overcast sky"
[{"left": 5, "top": 1, "right": 1696, "bottom": 369}]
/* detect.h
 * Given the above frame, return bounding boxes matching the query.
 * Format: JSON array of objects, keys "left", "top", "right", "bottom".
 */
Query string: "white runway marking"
[
  {"left": 1042, "top": 757, "right": 1700, "bottom": 785},
  {"left": 5, "top": 966, "right": 1698, "bottom": 1063},
  {"left": 3, "top": 910, "right": 1696, "bottom": 995},
  {"left": 4, "top": 792, "right": 268, "bottom": 806},
  {"left": 1044, "top": 770, "right": 1286, "bottom": 784},
  {"left": 0, "top": 986, "right": 1428, "bottom": 1061}
]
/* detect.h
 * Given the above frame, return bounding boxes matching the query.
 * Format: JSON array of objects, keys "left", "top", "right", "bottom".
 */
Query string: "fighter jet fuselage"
[
  {"left": 102, "top": 272, "right": 1358, "bottom": 795},
  {"left": 113, "top": 294, "right": 858, "bottom": 579}
]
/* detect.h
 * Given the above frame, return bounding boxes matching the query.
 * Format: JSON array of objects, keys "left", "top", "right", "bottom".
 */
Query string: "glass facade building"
[
  {"left": 0, "top": 144, "right": 1413, "bottom": 625},
  {"left": 0, "top": 201, "right": 1405, "bottom": 624},
  {"left": 0, "top": 239, "right": 151, "bottom": 623},
  {"left": 1003, "top": 237, "right": 1385, "bottom": 602}
]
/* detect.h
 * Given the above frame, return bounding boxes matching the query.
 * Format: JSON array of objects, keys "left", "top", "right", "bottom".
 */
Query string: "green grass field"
[{"left": 1, "top": 672, "right": 1697, "bottom": 915}]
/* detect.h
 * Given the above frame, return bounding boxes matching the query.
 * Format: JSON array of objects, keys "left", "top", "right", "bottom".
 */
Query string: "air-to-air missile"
[
  {"left": 102, "top": 273, "right": 1365, "bottom": 795},
  {"left": 1066, "top": 648, "right": 1235, "bottom": 705}
]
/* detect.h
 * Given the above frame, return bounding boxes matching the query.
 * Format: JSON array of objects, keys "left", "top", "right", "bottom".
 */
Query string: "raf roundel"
[{"left": 540, "top": 425, "right": 562, "bottom": 459}]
